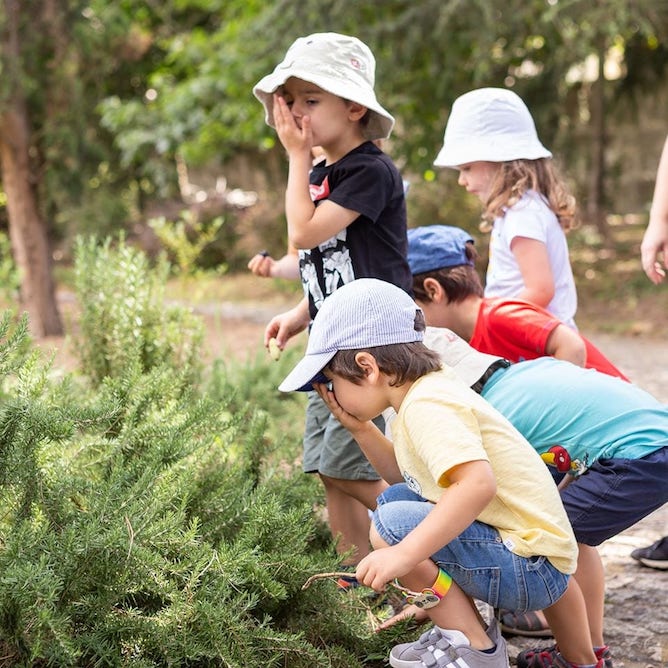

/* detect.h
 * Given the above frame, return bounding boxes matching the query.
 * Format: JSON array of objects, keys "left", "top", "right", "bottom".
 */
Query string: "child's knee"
[{"left": 369, "top": 523, "right": 389, "bottom": 550}]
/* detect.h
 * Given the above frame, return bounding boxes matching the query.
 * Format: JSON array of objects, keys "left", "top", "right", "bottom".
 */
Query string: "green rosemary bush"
[
  {"left": 0, "top": 245, "right": 402, "bottom": 666},
  {"left": 72, "top": 236, "right": 204, "bottom": 386}
]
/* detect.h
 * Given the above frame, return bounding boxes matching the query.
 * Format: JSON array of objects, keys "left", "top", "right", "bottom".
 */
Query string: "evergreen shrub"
[
  {"left": 0, "top": 242, "right": 406, "bottom": 666},
  {"left": 72, "top": 236, "right": 204, "bottom": 386}
]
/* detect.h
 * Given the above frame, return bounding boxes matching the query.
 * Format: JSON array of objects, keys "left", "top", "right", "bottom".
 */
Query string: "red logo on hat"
[
  {"left": 309, "top": 176, "right": 330, "bottom": 201},
  {"left": 350, "top": 57, "right": 362, "bottom": 70}
]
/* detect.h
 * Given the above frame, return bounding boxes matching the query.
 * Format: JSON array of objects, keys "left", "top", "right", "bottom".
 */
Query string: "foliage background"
[
  {"left": 2, "top": 0, "right": 668, "bottom": 265},
  {"left": 0, "top": 4, "right": 667, "bottom": 663}
]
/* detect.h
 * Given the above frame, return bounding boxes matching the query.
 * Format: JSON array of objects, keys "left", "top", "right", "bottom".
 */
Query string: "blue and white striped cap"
[{"left": 279, "top": 279, "right": 423, "bottom": 392}]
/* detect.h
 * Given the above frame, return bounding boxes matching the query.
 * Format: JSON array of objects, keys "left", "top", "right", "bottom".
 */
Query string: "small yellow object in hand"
[{"left": 268, "top": 337, "right": 281, "bottom": 361}]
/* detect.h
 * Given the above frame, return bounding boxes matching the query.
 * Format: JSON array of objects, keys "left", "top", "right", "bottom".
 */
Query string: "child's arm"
[
  {"left": 248, "top": 245, "right": 300, "bottom": 280},
  {"left": 510, "top": 237, "right": 556, "bottom": 308},
  {"left": 544, "top": 323, "right": 586, "bottom": 366},
  {"left": 315, "top": 384, "right": 403, "bottom": 483},
  {"left": 641, "top": 134, "right": 668, "bottom": 284},
  {"left": 273, "top": 95, "right": 360, "bottom": 249},
  {"left": 263, "top": 297, "right": 310, "bottom": 350},
  {"left": 490, "top": 301, "right": 586, "bottom": 366},
  {"left": 356, "top": 460, "right": 496, "bottom": 589}
]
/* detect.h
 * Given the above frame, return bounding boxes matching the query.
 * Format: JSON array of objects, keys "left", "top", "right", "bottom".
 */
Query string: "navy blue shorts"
[{"left": 559, "top": 446, "right": 668, "bottom": 546}]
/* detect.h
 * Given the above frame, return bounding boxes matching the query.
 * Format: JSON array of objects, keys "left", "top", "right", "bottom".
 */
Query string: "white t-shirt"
[{"left": 485, "top": 190, "right": 578, "bottom": 329}]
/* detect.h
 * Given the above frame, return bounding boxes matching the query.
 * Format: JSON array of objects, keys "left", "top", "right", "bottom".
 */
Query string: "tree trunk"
[
  {"left": 0, "top": 0, "right": 62, "bottom": 337},
  {"left": 0, "top": 107, "right": 63, "bottom": 337}
]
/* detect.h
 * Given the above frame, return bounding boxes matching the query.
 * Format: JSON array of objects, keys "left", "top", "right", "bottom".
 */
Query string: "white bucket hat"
[
  {"left": 279, "top": 278, "right": 422, "bottom": 392},
  {"left": 434, "top": 87, "right": 552, "bottom": 168},
  {"left": 253, "top": 32, "right": 395, "bottom": 141},
  {"left": 423, "top": 328, "right": 507, "bottom": 388}
]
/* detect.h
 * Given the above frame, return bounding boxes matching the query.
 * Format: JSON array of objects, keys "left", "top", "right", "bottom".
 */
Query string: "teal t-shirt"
[{"left": 482, "top": 357, "right": 668, "bottom": 477}]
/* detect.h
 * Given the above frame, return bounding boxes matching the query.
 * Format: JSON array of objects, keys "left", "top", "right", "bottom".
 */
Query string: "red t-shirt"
[{"left": 470, "top": 298, "right": 629, "bottom": 381}]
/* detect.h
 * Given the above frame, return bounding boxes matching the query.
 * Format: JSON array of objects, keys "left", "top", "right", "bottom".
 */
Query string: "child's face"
[
  {"left": 455, "top": 161, "right": 500, "bottom": 202},
  {"left": 324, "top": 371, "right": 389, "bottom": 422},
  {"left": 280, "top": 77, "right": 361, "bottom": 149}
]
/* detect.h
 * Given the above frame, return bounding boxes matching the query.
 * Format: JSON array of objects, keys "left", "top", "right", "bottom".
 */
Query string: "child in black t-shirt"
[{"left": 253, "top": 32, "right": 411, "bottom": 572}]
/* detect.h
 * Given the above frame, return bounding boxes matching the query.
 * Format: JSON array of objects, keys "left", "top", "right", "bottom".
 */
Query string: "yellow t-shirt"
[{"left": 391, "top": 367, "right": 577, "bottom": 574}]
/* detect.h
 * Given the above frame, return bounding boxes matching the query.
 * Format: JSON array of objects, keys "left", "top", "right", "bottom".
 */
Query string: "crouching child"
[{"left": 279, "top": 278, "right": 602, "bottom": 668}]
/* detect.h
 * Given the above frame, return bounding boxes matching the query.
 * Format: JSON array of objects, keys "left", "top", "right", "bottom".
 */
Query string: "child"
[
  {"left": 435, "top": 87, "right": 579, "bottom": 329},
  {"left": 407, "top": 224, "right": 629, "bottom": 380},
  {"left": 408, "top": 328, "right": 668, "bottom": 667},
  {"left": 279, "top": 278, "right": 602, "bottom": 668},
  {"left": 252, "top": 33, "right": 412, "bottom": 571}
]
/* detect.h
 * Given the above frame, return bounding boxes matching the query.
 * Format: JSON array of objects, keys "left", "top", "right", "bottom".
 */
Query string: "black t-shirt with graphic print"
[{"left": 299, "top": 141, "right": 412, "bottom": 320}]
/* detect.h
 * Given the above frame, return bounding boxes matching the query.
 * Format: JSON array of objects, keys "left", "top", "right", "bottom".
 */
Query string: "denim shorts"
[
  {"left": 559, "top": 446, "right": 668, "bottom": 546},
  {"left": 302, "top": 391, "right": 383, "bottom": 481},
  {"left": 372, "top": 483, "right": 569, "bottom": 612}
]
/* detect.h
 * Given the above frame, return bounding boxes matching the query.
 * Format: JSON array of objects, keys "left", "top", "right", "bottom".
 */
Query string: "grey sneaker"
[
  {"left": 389, "top": 620, "right": 509, "bottom": 668},
  {"left": 630, "top": 536, "right": 668, "bottom": 570}
]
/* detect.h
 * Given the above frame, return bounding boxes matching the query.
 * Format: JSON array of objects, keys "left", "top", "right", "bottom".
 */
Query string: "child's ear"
[
  {"left": 347, "top": 102, "right": 368, "bottom": 122},
  {"left": 423, "top": 277, "right": 447, "bottom": 304},
  {"left": 354, "top": 351, "right": 378, "bottom": 379}
]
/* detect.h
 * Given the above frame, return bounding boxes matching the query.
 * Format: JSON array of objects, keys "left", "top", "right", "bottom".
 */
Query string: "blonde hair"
[{"left": 480, "top": 159, "right": 577, "bottom": 234}]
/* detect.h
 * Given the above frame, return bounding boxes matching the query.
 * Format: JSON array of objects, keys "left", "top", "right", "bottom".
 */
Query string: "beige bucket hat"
[{"left": 253, "top": 32, "right": 395, "bottom": 141}]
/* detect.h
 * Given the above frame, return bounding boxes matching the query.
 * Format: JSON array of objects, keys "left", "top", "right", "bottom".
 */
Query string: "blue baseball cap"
[{"left": 407, "top": 225, "right": 475, "bottom": 275}]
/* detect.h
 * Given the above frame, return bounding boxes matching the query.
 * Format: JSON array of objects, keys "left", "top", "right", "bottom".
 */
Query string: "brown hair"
[
  {"left": 328, "top": 342, "right": 442, "bottom": 387},
  {"left": 481, "top": 158, "right": 577, "bottom": 233}
]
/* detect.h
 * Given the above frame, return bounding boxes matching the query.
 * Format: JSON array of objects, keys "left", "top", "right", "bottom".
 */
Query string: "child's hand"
[
  {"left": 273, "top": 94, "right": 313, "bottom": 158},
  {"left": 248, "top": 251, "right": 275, "bottom": 277},
  {"left": 314, "top": 382, "right": 367, "bottom": 433},
  {"left": 355, "top": 546, "right": 414, "bottom": 593},
  {"left": 263, "top": 302, "right": 310, "bottom": 350}
]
